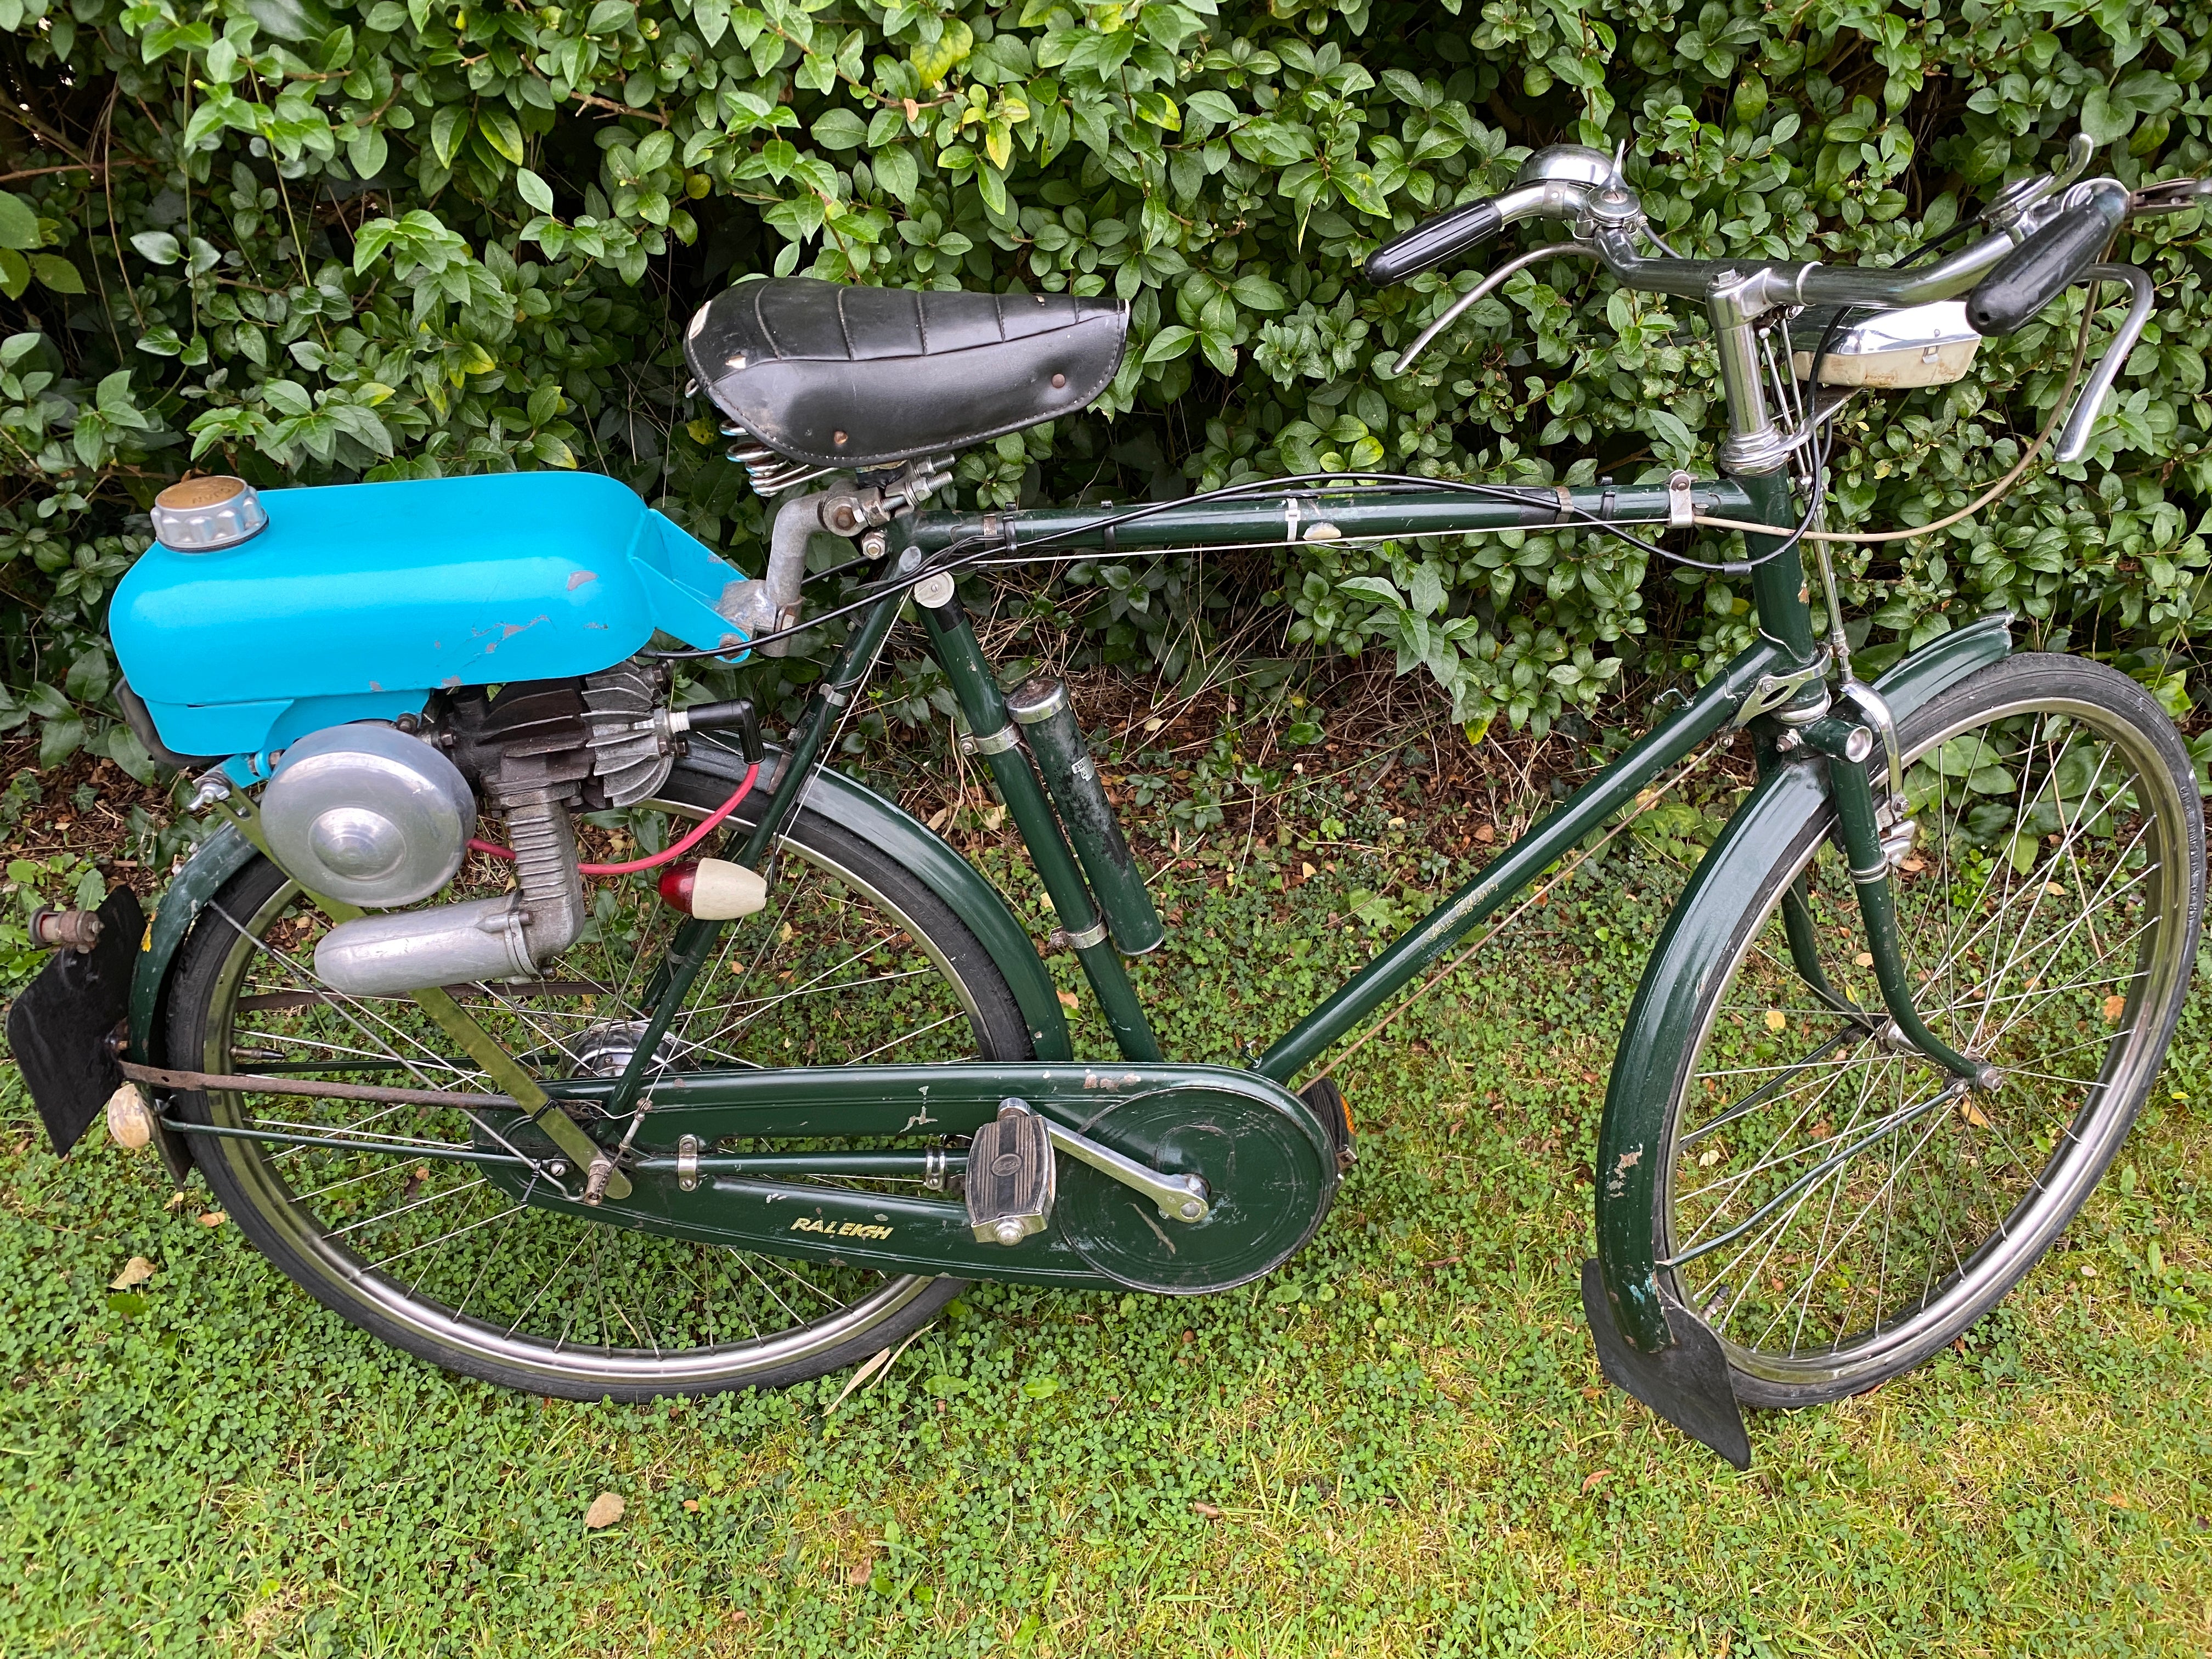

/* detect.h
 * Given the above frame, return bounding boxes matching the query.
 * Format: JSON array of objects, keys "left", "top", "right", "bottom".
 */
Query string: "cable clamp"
[
  {"left": 1553, "top": 484, "right": 1573, "bottom": 526},
  {"left": 960, "top": 724, "right": 1020, "bottom": 757},
  {"left": 1667, "top": 470, "right": 1696, "bottom": 529},
  {"left": 1049, "top": 918, "right": 1110, "bottom": 951}
]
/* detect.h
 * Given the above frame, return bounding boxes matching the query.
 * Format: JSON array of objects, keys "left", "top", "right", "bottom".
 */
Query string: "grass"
[{"left": 3, "top": 811, "right": 2210, "bottom": 1656}]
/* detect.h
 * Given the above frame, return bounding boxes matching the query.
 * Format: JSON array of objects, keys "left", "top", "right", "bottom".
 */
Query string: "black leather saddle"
[{"left": 684, "top": 278, "right": 1127, "bottom": 471}]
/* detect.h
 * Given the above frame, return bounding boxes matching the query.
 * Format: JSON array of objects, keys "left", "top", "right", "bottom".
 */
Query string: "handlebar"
[
  {"left": 1368, "top": 148, "right": 2157, "bottom": 331},
  {"left": 1364, "top": 139, "right": 2192, "bottom": 476}
]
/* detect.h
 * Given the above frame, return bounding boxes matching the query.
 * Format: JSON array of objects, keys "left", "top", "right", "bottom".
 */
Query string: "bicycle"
[{"left": 12, "top": 133, "right": 2207, "bottom": 1466}]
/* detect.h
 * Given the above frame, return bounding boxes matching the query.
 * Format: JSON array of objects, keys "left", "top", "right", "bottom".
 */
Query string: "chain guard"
[{"left": 1056, "top": 1084, "right": 1339, "bottom": 1294}]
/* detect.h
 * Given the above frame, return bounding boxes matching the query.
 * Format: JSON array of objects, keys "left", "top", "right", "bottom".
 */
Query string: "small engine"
[{"left": 285, "top": 658, "right": 706, "bottom": 997}]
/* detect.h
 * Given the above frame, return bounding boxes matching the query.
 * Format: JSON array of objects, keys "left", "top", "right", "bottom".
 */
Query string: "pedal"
[
  {"left": 966, "top": 1099, "right": 1054, "bottom": 1246},
  {"left": 1299, "top": 1076, "right": 1357, "bottom": 1171}
]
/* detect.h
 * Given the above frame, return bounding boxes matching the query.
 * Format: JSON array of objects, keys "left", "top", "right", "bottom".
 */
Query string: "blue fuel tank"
[{"left": 110, "top": 471, "right": 751, "bottom": 767}]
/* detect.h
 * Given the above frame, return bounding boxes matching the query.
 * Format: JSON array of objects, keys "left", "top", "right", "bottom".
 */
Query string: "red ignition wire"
[{"left": 467, "top": 763, "right": 759, "bottom": 876}]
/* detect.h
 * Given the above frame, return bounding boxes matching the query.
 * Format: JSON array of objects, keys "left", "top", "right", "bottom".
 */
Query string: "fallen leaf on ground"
[
  {"left": 1057, "top": 989, "right": 1080, "bottom": 1012},
  {"left": 682, "top": 1498, "right": 699, "bottom": 1513},
  {"left": 1190, "top": 1500, "right": 1223, "bottom": 1520},
  {"left": 1582, "top": 1469, "right": 1610, "bottom": 1494},
  {"left": 1764, "top": 1009, "right": 1785, "bottom": 1031},
  {"left": 844, "top": 1560, "right": 872, "bottom": 1586},
  {"left": 2103, "top": 993, "right": 2128, "bottom": 1022},
  {"left": 583, "top": 1492, "right": 624, "bottom": 1529},
  {"left": 1853, "top": 951, "right": 1874, "bottom": 968},
  {"left": 110, "top": 1256, "right": 155, "bottom": 1289},
  {"left": 164, "top": 1191, "right": 189, "bottom": 1210},
  {"left": 1959, "top": 1098, "right": 1991, "bottom": 1128},
  {"left": 196, "top": 1211, "right": 225, "bottom": 1228}
]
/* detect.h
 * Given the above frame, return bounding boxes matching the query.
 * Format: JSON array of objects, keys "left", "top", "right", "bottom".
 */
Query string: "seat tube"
[{"left": 917, "top": 588, "right": 1163, "bottom": 1064}]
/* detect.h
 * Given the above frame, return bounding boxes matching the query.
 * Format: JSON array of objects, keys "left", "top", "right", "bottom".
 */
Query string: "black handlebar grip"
[
  {"left": 1966, "top": 196, "right": 2119, "bottom": 336},
  {"left": 1363, "top": 197, "right": 1503, "bottom": 285}
]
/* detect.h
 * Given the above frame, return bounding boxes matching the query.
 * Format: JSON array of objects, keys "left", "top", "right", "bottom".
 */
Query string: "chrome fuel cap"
[{"left": 151, "top": 475, "right": 267, "bottom": 552}]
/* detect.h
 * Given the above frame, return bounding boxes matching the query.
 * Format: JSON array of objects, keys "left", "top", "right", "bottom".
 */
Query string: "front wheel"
[
  {"left": 1651, "top": 654, "right": 2203, "bottom": 1407},
  {"left": 163, "top": 753, "right": 1032, "bottom": 1401}
]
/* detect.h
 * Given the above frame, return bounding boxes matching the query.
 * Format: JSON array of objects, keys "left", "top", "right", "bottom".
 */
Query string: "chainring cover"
[{"left": 1057, "top": 1083, "right": 1339, "bottom": 1293}]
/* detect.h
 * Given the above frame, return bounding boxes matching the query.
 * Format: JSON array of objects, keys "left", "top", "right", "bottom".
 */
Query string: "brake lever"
[
  {"left": 2053, "top": 262, "right": 2154, "bottom": 465},
  {"left": 1982, "top": 132, "right": 2097, "bottom": 233},
  {"left": 2129, "top": 177, "right": 2212, "bottom": 217},
  {"left": 1389, "top": 241, "right": 1598, "bottom": 375}
]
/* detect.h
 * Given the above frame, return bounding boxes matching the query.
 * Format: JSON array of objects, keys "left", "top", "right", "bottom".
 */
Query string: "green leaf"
[
  {"left": 240, "top": 0, "right": 330, "bottom": 43},
  {"left": 584, "top": 0, "right": 635, "bottom": 34},
  {"left": 1646, "top": 409, "right": 1696, "bottom": 458},
  {"left": 101, "top": 723, "right": 157, "bottom": 785},
  {"left": 347, "top": 126, "right": 388, "bottom": 180},
  {"left": 0, "top": 248, "right": 23, "bottom": 299},
  {"left": 430, "top": 104, "right": 468, "bottom": 169},
  {"left": 1229, "top": 119, "right": 1313, "bottom": 167},
  {"left": 811, "top": 107, "right": 868, "bottom": 151},
  {"left": 63, "top": 647, "right": 109, "bottom": 704},
  {"left": 0, "top": 192, "right": 40, "bottom": 252},
  {"left": 477, "top": 107, "right": 526, "bottom": 167},
  {"left": 1143, "top": 324, "right": 1197, "bottom": 364},
  {"left": 1184, "top": 90, "right": 1238, "bottom": 128},
  {"left": 129, "top": 230, "right": 182, "bottom": 265},
  {"left": 516, "top": 168, "right": 555, "bottom": 216},
  {"left": 30, "top": 255, "right": 83, "bottom": 295},
  {"left": 1228, "top": 274, "right": 1287, "bottom": 312},
  {"left": 1333, "top": 166, "right": 1390, "bottom": 219},
  {"left": 872, "top": 144, "right": 919, "bottom": 204},
  {"left": 1131, "top": 90, "right": 1180, "bottom": 131},
  {"left": 2079, "top": 86, "right": 2134, "bottom": 145},
  {"left": 911, "top": 18, "right": 973, "bottom": 88}
]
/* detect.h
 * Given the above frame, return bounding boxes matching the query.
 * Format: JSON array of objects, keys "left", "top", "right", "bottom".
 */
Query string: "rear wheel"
[
  {"left": 1656, "top": 654, "right": 2204, "bottom": 1406},
  {"left": 165, "top": 752, "right": 1029, "bottom": 1400}
]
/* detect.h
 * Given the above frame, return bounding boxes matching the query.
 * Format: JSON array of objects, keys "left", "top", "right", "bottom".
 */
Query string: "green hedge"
[{"left": 1, "top": 0, "right": 2209, "bottom": 774}]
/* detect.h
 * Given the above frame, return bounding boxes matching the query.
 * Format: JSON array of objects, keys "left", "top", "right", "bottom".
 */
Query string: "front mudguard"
[
  {"left": 1587, "top": 612, "right": 2013, "bottom": 1463},
  {"left": 127, "top": 749, "right": 1074, "bottom": 1178}
]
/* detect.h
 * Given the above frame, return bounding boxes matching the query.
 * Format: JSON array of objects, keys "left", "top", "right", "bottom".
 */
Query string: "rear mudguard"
[
  {"left": 1588, "top": 612, "right": 2013, "bottom": 1462},
  {"left": 128, "top": 749, "right": 1073, "bottom": 1173}
]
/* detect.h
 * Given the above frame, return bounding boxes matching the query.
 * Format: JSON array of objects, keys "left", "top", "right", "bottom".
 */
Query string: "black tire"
[
  {"left": 166, "top": 759, "right": 1030, "bottom": 1400},
  {"left": 1655, "top": 654, "right": 2204, "bottom": 1407}
]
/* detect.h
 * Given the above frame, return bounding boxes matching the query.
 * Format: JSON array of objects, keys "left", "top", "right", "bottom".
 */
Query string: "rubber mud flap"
[
  {"left": 7, "top": 887, "right": 145, "bottom": 1155},
  {"left": 1580, "top": 1256, "right": 1751, "bottom": 1469}
]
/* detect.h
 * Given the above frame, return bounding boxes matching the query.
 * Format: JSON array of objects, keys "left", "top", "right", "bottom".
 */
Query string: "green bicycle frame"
[{"left": 589, "top": 470, "right": 1824, "bottom": 1128}]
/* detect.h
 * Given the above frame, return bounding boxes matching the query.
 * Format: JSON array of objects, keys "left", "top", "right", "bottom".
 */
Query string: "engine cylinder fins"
[
  {"left": 261, "top": 723, "right": 475, "bottom": 908},
  {"left": 579, "top": 662, "right": 677, "bottom": 808}
]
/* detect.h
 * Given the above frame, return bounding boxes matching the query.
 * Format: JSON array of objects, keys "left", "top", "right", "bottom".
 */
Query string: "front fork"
[{"left": 1792, "top": 710, "right": 1992, "bottom": 1086}]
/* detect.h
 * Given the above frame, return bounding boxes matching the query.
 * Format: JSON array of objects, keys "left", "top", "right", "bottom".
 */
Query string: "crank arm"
[{"left": 1043, "top": 1116, "right": 1209, "bottom": 1222}]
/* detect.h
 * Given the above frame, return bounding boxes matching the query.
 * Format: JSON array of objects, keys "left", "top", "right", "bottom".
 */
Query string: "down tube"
[{"left": 1254, "top": 640, "right": 1788, "bottom": 1084}]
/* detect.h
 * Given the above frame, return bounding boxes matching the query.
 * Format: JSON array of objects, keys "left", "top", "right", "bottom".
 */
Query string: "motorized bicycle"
[{"left": 12, "top": 134, "right": 2208, "bottom": 1466}]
